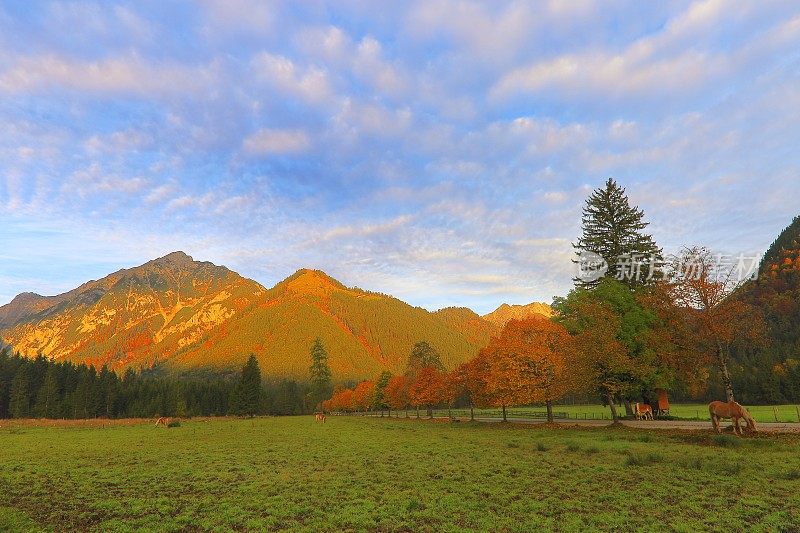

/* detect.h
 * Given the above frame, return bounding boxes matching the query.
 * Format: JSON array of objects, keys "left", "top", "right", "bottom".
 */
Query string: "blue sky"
[{"left": 1, "top": 1, "right": 799, "bottom": 313}]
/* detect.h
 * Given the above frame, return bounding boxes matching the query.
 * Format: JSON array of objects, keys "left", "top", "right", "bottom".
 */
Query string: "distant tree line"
[{"left": 0, "top": 349, "right": 314, "bottom": 419}]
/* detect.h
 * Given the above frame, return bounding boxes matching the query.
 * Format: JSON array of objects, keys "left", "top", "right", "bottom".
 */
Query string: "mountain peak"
[
  {"left": 483, "top": 301, "right": 552, "bottom": 328},
  {"left": 280, "top": 268, "right": 347, "bottom": 296},
  {"left": 156, "top": 251, "right": 194, "bottom": 264}
]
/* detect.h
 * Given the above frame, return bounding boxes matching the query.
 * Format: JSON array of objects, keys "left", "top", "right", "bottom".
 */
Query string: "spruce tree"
[
  {"left": 308, "top": 338, "right": 333, "bottom": 409},
  {"left": 233, "top": 355, "right": 263, "bottom": 417},
  {"left": 35, "top": 365, "right": 61, "bottom": 418},
  {"left": 9, "top": 366, "right": 31, "bottom": 419},
  {"left": 574, "top": 178, "right": 661, "bottom": 289}
]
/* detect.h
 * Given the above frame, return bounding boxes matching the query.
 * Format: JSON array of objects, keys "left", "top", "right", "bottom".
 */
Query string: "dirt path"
[{"left": 470, "top": 416, "right": 800, "bottom": 433}]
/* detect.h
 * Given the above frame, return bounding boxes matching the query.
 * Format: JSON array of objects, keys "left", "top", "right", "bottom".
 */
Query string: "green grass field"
[
  {"left": 2, "top": 417, "right": 800, "bottom": 532},
  {"left": 434, "top": 403, "right": 800, "bottom": 423}
]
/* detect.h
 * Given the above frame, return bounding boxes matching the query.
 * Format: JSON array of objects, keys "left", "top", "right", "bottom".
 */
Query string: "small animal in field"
[
  {"left": 708, "top": 400, "right": 757, "bottom": 435},
  {"left": 634, "top": 403, "right": 653, "bottom": 420},
  {"left": 155, "top": 417, "right": 179, "bottom": 427},
  {"left": 314, "top": 413, "right": 326, "bottom": 423}
]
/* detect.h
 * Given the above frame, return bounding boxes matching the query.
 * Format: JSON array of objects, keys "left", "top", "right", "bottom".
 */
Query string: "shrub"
[
  {"left": 565, "top": 441, "right": 580, "bottom": 452},
  {"left": 167, "top": 420, "right": 181, "bottom": 428},
  {"left": 535, "top": 442, "right": 550, "bottom": 452}
]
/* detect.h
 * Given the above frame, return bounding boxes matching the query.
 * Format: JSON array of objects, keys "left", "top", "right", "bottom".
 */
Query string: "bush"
[
  {"left": 167, "top": 420, "right": 181, "bottom": 428},
  {"left": 565, "top": 441, "right": 580, "bottom": 452},
  {"left": 535, "top": 442, "right": 550, "bottom": 452}
]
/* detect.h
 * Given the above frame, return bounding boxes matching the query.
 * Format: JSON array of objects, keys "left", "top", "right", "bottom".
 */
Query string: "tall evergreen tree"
[
  {"left": 9, "top": 366, "right": 31, "bottom": 419},
  {"left": 574, "top": 178, "right": 661, "bottom": 289},
  {"left": 308, "top": 338, "right": 333, "bottom": 410},
  {"left": 232, "top": 354, "right": 263, "bottom": 417},
  {"left": 35, "top": 365, "right": 61, "bottom": 418}
]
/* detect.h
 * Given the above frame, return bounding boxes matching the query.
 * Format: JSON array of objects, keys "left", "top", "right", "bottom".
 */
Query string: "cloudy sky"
[{"left": 1, "top": 1, "right": 799, "bottom": 313}]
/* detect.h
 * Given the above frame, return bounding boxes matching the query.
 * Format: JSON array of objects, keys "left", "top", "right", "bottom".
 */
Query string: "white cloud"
[
  {"left": 0, "top": 53, "right": 213, "bottom": 97},
  {"left": 250, "top": 51, "right": 332, "bottom": 103},
  {"left": 242, "top": 128, "right": 311, "bottom": 155}
]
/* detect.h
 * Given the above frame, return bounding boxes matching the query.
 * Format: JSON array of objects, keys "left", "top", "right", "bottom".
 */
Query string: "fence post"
[
  {"left": 796, "top": 406, "right": 800, "bottom": 422},
  {"left": 774, "top": 407, "right": 779, "bottom": 422}
]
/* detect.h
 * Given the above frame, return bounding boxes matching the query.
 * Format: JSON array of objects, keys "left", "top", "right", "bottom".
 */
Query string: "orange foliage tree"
[
  {"left": 384, "top": 375, "right": 410, "bottom": 417},
  {"left": 407, "top": 366, "right": 447, "bottom": 418},
  {"left": 669, "top": 246, "right": 766, "bottom": 402},
  {"left": 486, "top": 318, "right": 577, "bottom": 423},
  {"left": 352, "top": 380, "right": 375, "bottom": 412}
]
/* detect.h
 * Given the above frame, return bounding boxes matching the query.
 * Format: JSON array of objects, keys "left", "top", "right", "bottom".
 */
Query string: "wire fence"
[{"left": 339, "top": 404, "right": 800, "bottom": 424}]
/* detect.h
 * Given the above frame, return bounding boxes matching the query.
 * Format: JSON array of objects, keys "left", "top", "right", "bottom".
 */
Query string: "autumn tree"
[
  {"left": 669, "top": 246, "right": 766, "bottom": 402},
  {"left": 461, "top": 346, "right": 509, "bottom": 421},
  {"left": 488, "top": 318, "right": 577, "bottom": 423},
  {"left": 384, "top": 375, "right": 410, "bottom": 417},
  {"left": 352, "top": 380, "right": 375, "bottom": 412},
  {"left": 574, "top": 178, "right": 662, "bottom": 288},
  {"left": 407, "top": 366, "right": 447, "bottom": 418}
]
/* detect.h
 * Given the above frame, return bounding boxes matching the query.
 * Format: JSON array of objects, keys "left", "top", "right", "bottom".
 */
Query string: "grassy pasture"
[
  {"left": 1, "top": 416, "right": 799, "bottom": 532},
  {"left": 433, "top": 403, "right": 800, "bottom": 423}
]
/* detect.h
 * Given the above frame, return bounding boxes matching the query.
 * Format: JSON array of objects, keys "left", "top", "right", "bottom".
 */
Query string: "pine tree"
[
  {"left": 308, "top": 338, "right": 333, "bottom": 410},
  {"left": 232, "top": 355, "right": 263, "bottom": 417},
  {"left": 35, "top": 365, "right": 61, "bottom": 418},
  {"left": 9, "top": 366, "right": 31, "bottom": 419},
  {"left": 574, "top": 178, "right": 661, "bottom": 289}
]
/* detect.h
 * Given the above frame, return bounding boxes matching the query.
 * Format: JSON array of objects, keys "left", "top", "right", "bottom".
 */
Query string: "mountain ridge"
[{"left": 0, "top": 252, "right": 551, "bottom": 380}]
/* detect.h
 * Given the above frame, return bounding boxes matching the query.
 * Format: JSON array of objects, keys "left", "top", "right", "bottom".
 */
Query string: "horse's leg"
[{"left": 711, "top": 414, "right": 720, "bottom": 433}]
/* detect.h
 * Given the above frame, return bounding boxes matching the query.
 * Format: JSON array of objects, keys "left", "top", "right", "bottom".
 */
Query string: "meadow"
[{"left": 1, "top": 416, "right": 799, "bottom": 532}]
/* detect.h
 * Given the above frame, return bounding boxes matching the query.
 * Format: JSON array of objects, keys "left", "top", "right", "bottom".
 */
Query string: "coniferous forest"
[{"left": 0, "top": 348, "right": 312, "bottom": 419}]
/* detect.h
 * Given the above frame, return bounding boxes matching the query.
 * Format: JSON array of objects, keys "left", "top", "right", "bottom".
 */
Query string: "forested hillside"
[{"left": 731, "top": 216, "right": 800, "bottom": 402}]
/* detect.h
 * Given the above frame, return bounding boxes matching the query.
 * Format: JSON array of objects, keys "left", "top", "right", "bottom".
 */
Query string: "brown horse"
[
  {"left": 708, "top": 401, "right": 757, "bottom": 435},
  {"left": 634, "top": 403, "right": 653, "bottom": 421},
  {"left": 155, "top": 417, "right": 177, "bottom": 427},
  {"left": 314, "top": 413, "right": 326, "bottom": 423}
]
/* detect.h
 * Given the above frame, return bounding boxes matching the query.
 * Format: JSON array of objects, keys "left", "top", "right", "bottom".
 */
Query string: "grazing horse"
[
  {"left": 708, "top": 400, "right": 757, "bottom": 435},
  {"left": 634, "top": 403, "right": 654, "bottom": 421},
  {"left": 155, "top": 417, "right": 176, "bottom": 427},
  {"left": 314, "top": 413, "right": 326, "bottom": 423}
]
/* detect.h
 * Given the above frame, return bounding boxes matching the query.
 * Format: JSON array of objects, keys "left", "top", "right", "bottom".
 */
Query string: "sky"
[{"left": 1, "top": 0, "right": 799, "bottom": 314}]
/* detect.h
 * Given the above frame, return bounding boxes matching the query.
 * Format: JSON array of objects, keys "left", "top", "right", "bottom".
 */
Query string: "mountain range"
[{"left": 0, "top": 252, "right": 551, "bottom": 381}]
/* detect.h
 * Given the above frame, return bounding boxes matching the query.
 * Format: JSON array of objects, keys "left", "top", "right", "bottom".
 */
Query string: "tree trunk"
[
  {"left": 447, "top": 406, "right": 452, "bottom": 420},
  {"left": 470, "top": 404, "right": 474, "bottom": 421},
  {"left": 717, "top": 343, "right": 735, "bottom": 402},
  {"left": 623, "top": 399, "right": 634, "bottom": 417},
  {"left": 502, "top": 404, "right": 507, "bottom": 422},
  {"left": 546, "top": 400, "right": 553, "bottom": 423},
  {"left": 405, "top": 408, "right": 409, "bottom": 418},
  {"left": 416, "top": 406, "right": 420, "bottom": 418},
  {"left": 427, "top": 406, "right": 433, "bottom": 418},
  {"left": 607, "top": 393, "right": 619, "bottom": 423}
]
